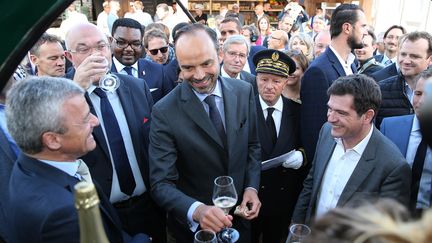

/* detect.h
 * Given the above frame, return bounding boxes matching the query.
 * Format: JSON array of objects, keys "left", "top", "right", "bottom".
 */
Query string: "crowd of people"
[{"left": 0, "top": 0, "right": 431, "bottom": 243}]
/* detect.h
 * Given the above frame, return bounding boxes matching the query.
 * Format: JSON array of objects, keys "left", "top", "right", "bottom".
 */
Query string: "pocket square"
[
  {"left": 143, "top": 117, "right": 149, "bottom": 123},
  {"left": 150, "top": 88, "right": 159, "bottom": 92}
]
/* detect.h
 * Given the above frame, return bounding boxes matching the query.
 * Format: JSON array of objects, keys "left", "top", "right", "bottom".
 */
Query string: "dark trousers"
[
  {"left": 167, "top": 215, "right": 251, "bottom": 243},
  {"left": 114, "top": 192, "right": 167, "bottom": 243},
  {"left": 251, "top": 214, "right": 290, "bottom": 243}
]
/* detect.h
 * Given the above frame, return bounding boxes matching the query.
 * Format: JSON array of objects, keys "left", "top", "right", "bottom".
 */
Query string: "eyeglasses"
[
  {"left": 226, "top": 51, "right": 247, "bottom": 59},
  {"left": 69, "top": 43, "right": 109, "bottom": 55},
  {"left": 113, "top": 37, "right": 142, "bottom": 49},
  {"left": 148, "top": 46, "right": 169, "bottom": 55}
]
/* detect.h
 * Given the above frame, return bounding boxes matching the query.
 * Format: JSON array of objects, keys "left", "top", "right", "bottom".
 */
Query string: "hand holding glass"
[{"left": 212, "top": 176, "right": 239, "bottom": 242}]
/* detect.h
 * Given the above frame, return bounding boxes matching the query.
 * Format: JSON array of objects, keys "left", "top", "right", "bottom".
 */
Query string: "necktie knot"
[
  {"left": 123, "top": 66, "right": 133, "bottom": 76},
  {"left": 76, "top": 159, "right": 93, "bottom": 183},
  {"left": 267, "top": 107, "right": 275, "bottom": 117},
  {"left": 93, "top": 87, "right": 107, "bottom": 99},
  {"left": 204, "top": 95, "right": 217, "bottom": 107}
]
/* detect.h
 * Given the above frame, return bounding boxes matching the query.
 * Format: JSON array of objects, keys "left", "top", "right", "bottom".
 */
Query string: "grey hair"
[
  {"left": 223, "top": 35, "right": 250, "bottom": 55},
  {"left": 6, "top": 76, "right": 84, "bottom": 154}
]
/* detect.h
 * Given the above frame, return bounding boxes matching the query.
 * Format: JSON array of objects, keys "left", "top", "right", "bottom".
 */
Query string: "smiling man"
[
  {"left": 293, "top": 74, "right": 411, "bottom": 225},
  {"left": 354, "top": 29, "right": 384, "bottom": 76},
  {"left": 29, "top": 33, "right": 65, "bottom": 77},
  {"left": 149, "top": 24, "right": 261, "bottom": 243},
  {"left": 110, "top": 18, "right": 174, "bottom": 103}
]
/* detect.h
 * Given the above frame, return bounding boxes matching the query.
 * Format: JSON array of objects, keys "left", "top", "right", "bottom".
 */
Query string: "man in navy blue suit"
[
  {"left": 381, "top": 68, "right": 432, "bottom": 215},
  {"left": 65, "top": 22, "right": 166, "bottom": 242},
  {"left": 110, "top": 18, "right": 174, "bottom": 103},
  {"left": 300, "top": 4, "right": 367, "bottom": 161},
  {"left": 6, "top": 76, "right": 149, "bottom": 243}
]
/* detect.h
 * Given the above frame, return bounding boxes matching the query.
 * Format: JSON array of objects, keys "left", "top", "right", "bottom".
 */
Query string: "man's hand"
[
  {"left": 239, "top": 188, "right": 261, "bottom": 220},
  {"left": 193, "top": 204, "right": 233, "bottom": 233},
  {"left": 73, "top": 54, "right": 109, "bottom": 90}
]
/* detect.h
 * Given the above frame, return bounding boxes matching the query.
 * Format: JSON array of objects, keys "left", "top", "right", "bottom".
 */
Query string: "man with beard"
[
  {"left": 148, "top": 24, "right": 261, "bottom": 243},
  {"left": 300, "top": 4, "right": 367, "bottom": 161}
]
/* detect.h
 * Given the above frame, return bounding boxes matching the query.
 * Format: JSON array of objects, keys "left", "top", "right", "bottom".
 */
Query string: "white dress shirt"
[
  {"left": 406, "top": 116, "right": 432, "bottom": 208},
  {"left": 329, "top": 45, "right": 356, "bottom": 75},
  {"left": 88, "top": 85, "right": 146, "bottom": 203},
  {"left": 316, "top": 126, "right": 374, "bottom": 217},
  {"left": 259, "top": 95, "right": 283, "bottom": 137},
  {"left": 113, "top": 57, "right": 139, "bottom": 78}
]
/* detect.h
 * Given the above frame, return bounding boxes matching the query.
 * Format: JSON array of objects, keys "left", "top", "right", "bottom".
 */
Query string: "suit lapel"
[
  {"left": 326, "top": 48, "right": 347, "bottom": 77},
  {"left": 337, "top": 127, "right": 379, "bottom": 206},
  {"left": 400, "top": 115, "right": 414, "bottom": 156},
  {"left": 110, "top": 62, "right": 119, "bottom": 73},
  {"left": 222, "top": 78, "right": 239, "bottom": 155},
  {"left": 179, "top": 81, "right": 224, "bottom": 148}
]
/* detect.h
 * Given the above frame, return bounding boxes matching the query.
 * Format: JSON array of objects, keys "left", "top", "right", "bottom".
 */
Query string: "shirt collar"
[
  {"left": 39, "top": 159, "right": 80, "bottom": 177},
  {"left": 193, "top": 78, "right": 223, "bottom": 102},
  {"left": 335, "top": 125, "right": 374, "bottom": 155},
  {"left": 113, "top": 57, "right": 138, "bottom": 72},
  {"left": 412, "top": 115, "right": 421, "bottom": 132},
  {"left": 329, "top": 45, "right": 355, "bottom": 67},
  {"left": 221, "top": 65, "right": 240, "bottom": 79},
  {"left": 259, "top": 95, "right": 283, "bottom": 113}
]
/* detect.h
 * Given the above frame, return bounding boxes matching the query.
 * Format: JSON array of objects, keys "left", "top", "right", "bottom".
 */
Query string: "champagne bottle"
[{"left": 74, "top": 181, "right": 110, "bottom": 243}]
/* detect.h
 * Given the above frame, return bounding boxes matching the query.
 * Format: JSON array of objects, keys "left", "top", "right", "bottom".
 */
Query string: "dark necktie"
[
  {"left": 123, "top": 66, "right": 133, "bottom": 76},
  {"left": 410, "top": 138, "right": 428, "bottom": 209},
  {"left": 204, "top": 95, "right": 226, "bottom": 145},
  {"left": 266, "top": 107, "right": 277, "bottom": 146},
  {"left": 93, "top": 88, "right": 136, "bottom": 195}
]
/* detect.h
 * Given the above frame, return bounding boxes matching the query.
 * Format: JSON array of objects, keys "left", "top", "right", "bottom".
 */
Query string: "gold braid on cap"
[{"left": 256, "top": 57, "right": 290, "bottom": 77}]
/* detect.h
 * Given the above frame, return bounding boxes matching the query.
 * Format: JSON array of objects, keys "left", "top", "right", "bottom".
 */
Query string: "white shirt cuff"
[{"left": 187, "top": 201, "right": 203, "bottom": 232}]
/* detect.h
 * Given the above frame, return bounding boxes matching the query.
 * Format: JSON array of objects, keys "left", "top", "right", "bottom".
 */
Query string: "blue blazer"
[
  {"left": 111, "top": 58, "right": 174, "bottom": 103},
  {"left": 380, "top": 114, "right": 414, "bottom": 156},
  {"left": 300, "top": 47, "right": 357, "bottom": 161},
  {"left": 248, "top": 45, "right": 267, "bottom": 75},
  {"left": 0, "top": 128, "right": 17, "bottom": 242},
  {"left": 7, "top": 154, "right": 128, "bottom": 243}
]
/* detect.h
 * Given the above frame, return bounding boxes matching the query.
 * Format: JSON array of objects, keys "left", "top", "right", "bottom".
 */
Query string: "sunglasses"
[{"left": 148, "top": 46, "right": 169, "bottom": 55}]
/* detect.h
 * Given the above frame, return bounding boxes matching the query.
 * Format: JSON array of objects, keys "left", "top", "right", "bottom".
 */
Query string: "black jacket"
[{"left": 377, "top": 74, "right": 414, "bottom": 127}]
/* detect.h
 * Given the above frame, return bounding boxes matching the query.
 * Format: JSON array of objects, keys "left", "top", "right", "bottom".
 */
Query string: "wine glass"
[
  {"left": 194, "top": 229, "right": 217, "bottom": 243},
  {"left": 212, "top": 176, "right": 239, "bottom": 243},
  {"left": 98, "top": 58, "right": 120, "bottom": 92},
  {"left": 286, "top": 224, "right": 311, "bottom": 243}
]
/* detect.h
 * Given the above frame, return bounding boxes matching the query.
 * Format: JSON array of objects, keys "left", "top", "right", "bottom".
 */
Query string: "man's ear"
[
  {"left": 64, "top": 51, "right": 73, "bottom": 64},
  {"left": 41, "top": 132, "right": 61, "bottom": 151},
  {"left": 29, "top": 54, "right": 38, "bottom": 66},
  {"left": 363, "top": 109, "right": 375, "bottom": 124}
]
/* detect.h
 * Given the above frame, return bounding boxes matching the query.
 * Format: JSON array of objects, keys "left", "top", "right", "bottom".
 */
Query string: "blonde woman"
[{"left": 288, "top": 33, "right": 314, "bottom": 61}]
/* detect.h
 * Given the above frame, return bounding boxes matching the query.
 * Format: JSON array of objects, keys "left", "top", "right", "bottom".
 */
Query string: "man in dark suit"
[
  {"left": 65, "top": 22, "right": 166, "bottom": 242},
  {"left": 219, "top": 34, "right": 257, "bottom": 93},
  {"left": 149, "top": 24, "right": 261, "bottom": 243},
  {"left": 6, "top": 76, "right": 149, "bottom": 243},
  {"left": 219, "top": 17, "right": 266, "bottom": 76},
  {"left": 300, "top": 4, "right": 367, "bottom": 161},
  {"left": 251, "top": 49, "right": 309, "bottom": 243},
  {"left": 110, "top": 18, "right": 174, "bottom": 103},
  {"left": 293, "top": 74, "right": 411, "bottom": 225},
  {"left": 381, "top": 69, "right": 432, "bottom": 215}
]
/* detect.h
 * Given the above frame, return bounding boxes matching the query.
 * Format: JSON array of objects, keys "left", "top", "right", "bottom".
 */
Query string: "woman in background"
[
  {"left": 288, "top": 33, "right": 314, "bottom": 61},
  {"left": 255, "top": 15, "right": 271, "bottom": 46},
  {"left": 282, "top": 49, "right": 309, "bottom": 104}
]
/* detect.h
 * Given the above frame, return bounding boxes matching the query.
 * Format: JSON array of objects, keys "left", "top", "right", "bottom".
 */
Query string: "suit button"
[
  {"left": 280, "top": 187, "right": 284, "bottom": 190},
  {"left": 261, "top": 186, "right": 265, "bottom": 189}
]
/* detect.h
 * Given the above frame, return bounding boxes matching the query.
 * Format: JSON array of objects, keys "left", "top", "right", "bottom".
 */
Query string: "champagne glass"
[
  {"left": 286, "top": 224, "right": 311, "bottom": 243},
  {"left": 194, "top": 229, "right": 217, "bottom": 243},
  {"left": 98, "top": 58, "right": 120, "bottom": 92},
  {"left": 212, "top": 176, "right": 239, "bottom": 243}
]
